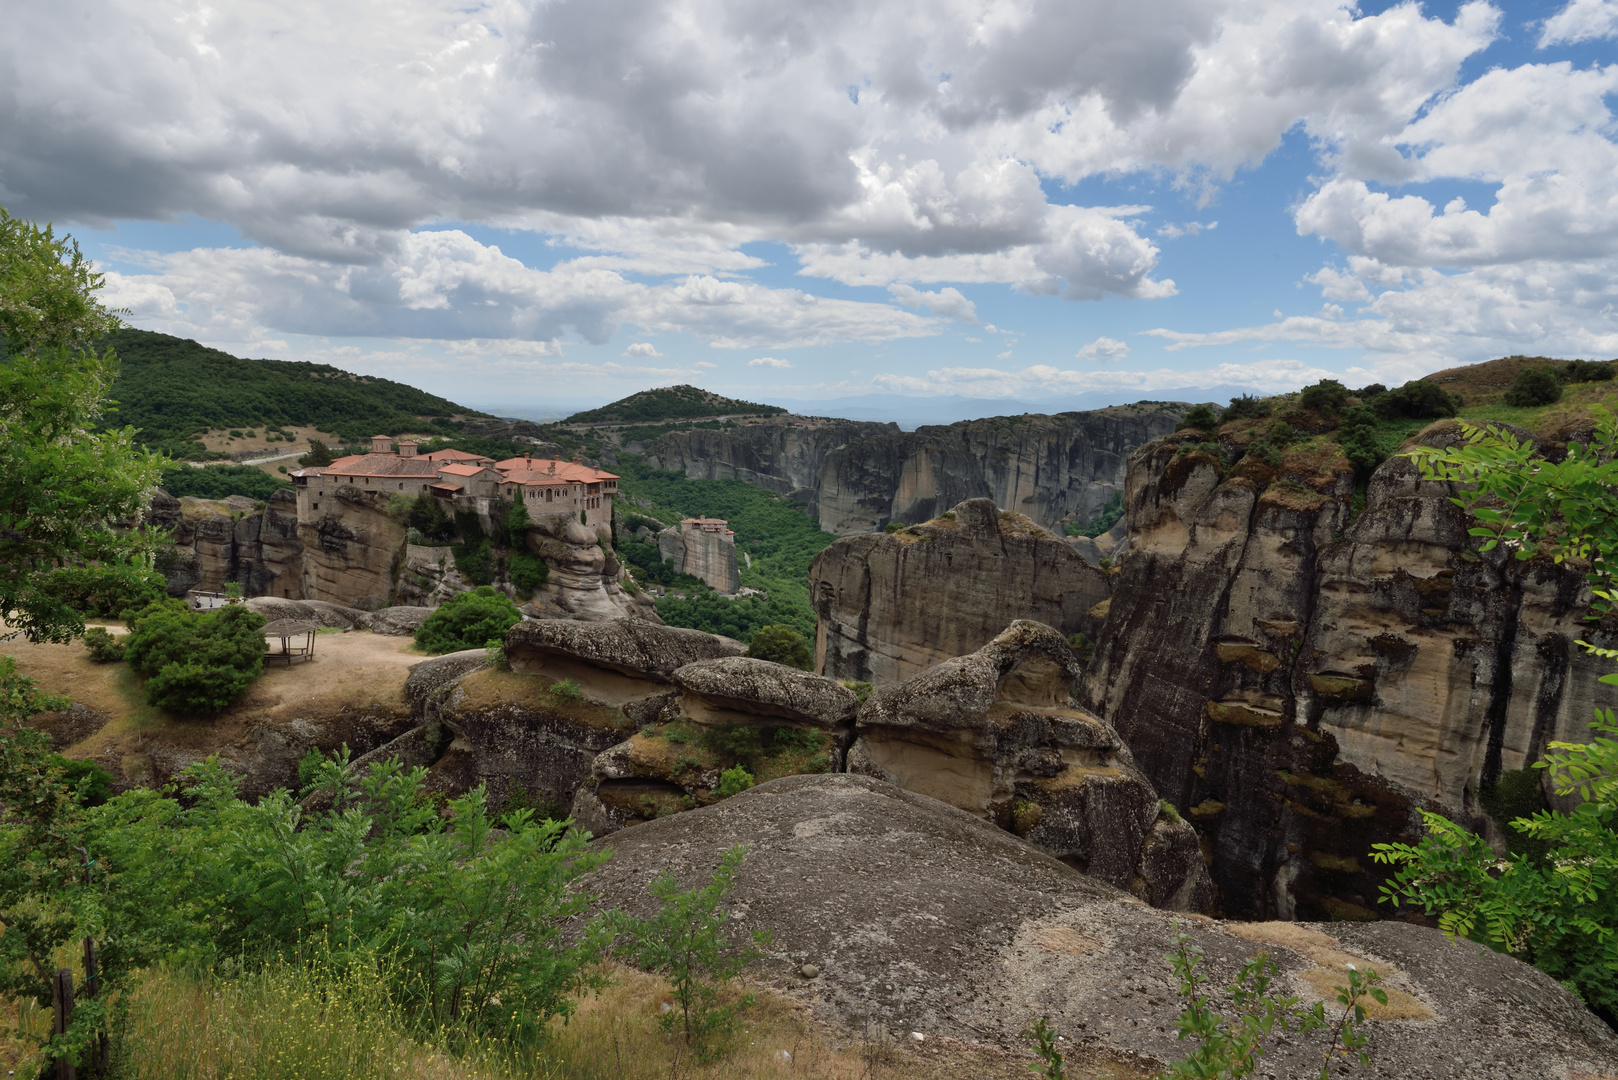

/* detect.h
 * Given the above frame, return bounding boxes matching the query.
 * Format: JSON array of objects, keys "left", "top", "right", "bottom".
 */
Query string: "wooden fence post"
[
  {"left": 82, "top": 937, "right": 109, "bottom": 1073},
  {"left": 52, "top": 966, "right": 75, "bottom": 1080}
]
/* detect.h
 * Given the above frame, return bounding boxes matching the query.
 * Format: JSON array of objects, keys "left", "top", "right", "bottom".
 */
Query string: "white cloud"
[
  {"left": 748, "top": 357, "right": 792, "bottom": 368},
  {"left": 623, "top": 342, "right": 663, "bottom": 357},
  {"left": 887, "top": 283, "right": 978, "bottom": 323},
  {"left": 1540, "top": 0, "right": 1618, "bottom": 45},
  {"left": 694, "top": 360, "right": 717, "bottom": 369},
  {"left": 1157, "top": 222, "right": 1217, "bottom": 239},
  {"left": 1075, "top": 336, "right": 1130, "bottom": 362},
  {"left": 1306, "top": 266, "right": 1371, "bottom": 303},
  {"left": 871, "top": 357, "right": 1371, "bottom": 399}
]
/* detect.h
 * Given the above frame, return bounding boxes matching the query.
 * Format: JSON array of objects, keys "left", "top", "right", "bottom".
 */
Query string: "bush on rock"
[{"left": 413, "top": 586, "right": 522, "bottom": 654}]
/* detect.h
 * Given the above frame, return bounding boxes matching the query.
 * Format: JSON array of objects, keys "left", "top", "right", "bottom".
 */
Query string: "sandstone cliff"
[
  {"left": 649, "top": 405, "right": 1183, "bottom": 535},
  {"left": 809, "top": 498, "right": 1110, "bottom": 684},
  {"left": 150, "top": 487, "right": 305, "bottom": 598},
  {"left": 656, "top": 520, "right": 741, "bottom": 593},
  {"left": 1086, "top": 422, "right": 1616, "bottom": 920}
]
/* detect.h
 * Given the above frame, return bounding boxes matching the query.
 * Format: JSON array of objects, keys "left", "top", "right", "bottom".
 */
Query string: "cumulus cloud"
[
  {"left": 887, "top": 284, "right": 978, "bottom": 322},
  {"left": 871, "top": 357, "right": 1364, "bottom": 399},
  {"left": 1075, "top": 337, "right": 1130, "bottom": 362},
  {"left": 623, "top": 342, "right": 662, "bottom": 357},
  {"left": 748, "top": 357, "right": 792, "bottom": 368},
  {"left": 1540, "top": 0, "right": 1618, "bottom": 45}
]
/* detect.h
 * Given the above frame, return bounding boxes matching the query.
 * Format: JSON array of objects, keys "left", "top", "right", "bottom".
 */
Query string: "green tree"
[
  {"left": 1502, "top": 365, "right": 1563, "bottom": 407},
  {"left": 1371, "top": 379, "right": 1458, "bottom": 420},
  {"left": 1299, "top": 378, "right": 1350, "bottom": 415},
  {"left": 298, "top": 439, "right": 337, "bottom": 467},
  {"left": 745, "top": 624, "right": 813, "bottom": 670},
  {"left": 1373, "top": 412, "right": 1618, "bottom": 1018},
  {"left": 1175, "top": 404, "right": 1220, "bottom": 432},
  {"left": 1223, "top": 394, "right": 1272, "bottom": 422},
  {"left": 613, "top": 845, "right": 770, "bottom": 1060},
  {"left": 413, "top": 586, "right": 521, "bottom": 654},
  {"left": 124, "top": 604, "right": 267, "bottom": 716},
  {"left": 0, "top": 207, "right": 168, "bottom": 642}
]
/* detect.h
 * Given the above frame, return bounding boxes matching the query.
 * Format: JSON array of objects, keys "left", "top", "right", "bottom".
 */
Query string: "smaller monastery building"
[{"left": 292, "top": 435, "right": 618, "bottom": 529}]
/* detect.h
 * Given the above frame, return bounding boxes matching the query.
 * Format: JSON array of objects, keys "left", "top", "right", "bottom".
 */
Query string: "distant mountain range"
[{"left": 765, "top": 386, "right": 1255, "bottom": 429}]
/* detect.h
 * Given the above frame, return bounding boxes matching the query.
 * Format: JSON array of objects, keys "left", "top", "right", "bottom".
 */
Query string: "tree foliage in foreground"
[
  {"left": 0, "top": 206, "right": 168, "bottom": 643},
  {"left": 1374, "top": 411, "right": 1618, "bottom": 1020}
]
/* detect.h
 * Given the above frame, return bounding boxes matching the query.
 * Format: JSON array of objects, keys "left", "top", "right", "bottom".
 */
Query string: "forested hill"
[
  {"left": 563, "top": 384, "right": 786, "bottom": 424},
  {"left": 104, "top": 330, "right": 485, "bottom": 457}
]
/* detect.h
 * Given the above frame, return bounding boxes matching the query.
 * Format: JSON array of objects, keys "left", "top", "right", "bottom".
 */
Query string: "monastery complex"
[{"left": 292, "top": 434, "right": 619, "bottom": 528}]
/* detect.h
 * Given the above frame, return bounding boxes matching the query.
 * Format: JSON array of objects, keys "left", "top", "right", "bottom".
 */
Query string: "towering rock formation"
[
  {"left": 809, "top": 498, "right": 1111, "bottom": 685},
  {"left": 657, "top": 518, "right": 742, "bottom": 593},
  {"left": 1087, "top": 421, "right": 1615, "bottom": 919},
  {"left": 649, "top": 405, "right": 1184, "bottom": 535},
  {"left": 150, "top": 487, "right": 305, "bottom": 599}
]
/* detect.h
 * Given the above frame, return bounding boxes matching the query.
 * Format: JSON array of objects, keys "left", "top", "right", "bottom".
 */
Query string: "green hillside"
[
  {"left": 104, "top": 330, "right": 485, "bottom": 458},
  {"left": 564, "top": 384, "right": 785, "bottom": 424}
]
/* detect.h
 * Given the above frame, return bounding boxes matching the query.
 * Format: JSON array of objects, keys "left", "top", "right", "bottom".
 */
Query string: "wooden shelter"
[{"left": 261, "top": 618, "right": 319, "bottom": 665}]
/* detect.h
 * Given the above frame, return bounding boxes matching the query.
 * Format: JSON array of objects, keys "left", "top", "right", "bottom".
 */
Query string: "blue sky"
[{"left": 9, "top": 0, "right": 1616, "bottom": 417}]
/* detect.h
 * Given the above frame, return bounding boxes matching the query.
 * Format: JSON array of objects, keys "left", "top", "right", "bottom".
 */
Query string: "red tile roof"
[
  {"left": 321, "top": 453, "right": 441, "bottom": 478},
  {"left": 494, "top": 457, "right": 618, "bottom": 483},
  {"left": 438, "top": 462, "right": 493, "bottom": 477},
  {"left": 422, "top": 449, "right": 492, "bottom": 464}
]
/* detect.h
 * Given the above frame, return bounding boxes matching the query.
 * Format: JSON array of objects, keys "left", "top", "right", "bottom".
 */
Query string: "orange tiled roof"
[
  {"left": 322, "top": 453, "right": 441, "bottom": 478},
  {"left": 422, "top": 449, "right": 492, "bottom": 464},
  {"left": 438, "top": 462, "right": 492, "bottom": 478},
  {"left": 494, "top": 457, "right": 618, "bottom": 483}
]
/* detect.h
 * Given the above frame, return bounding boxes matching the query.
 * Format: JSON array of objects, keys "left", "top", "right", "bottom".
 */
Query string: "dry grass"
[
  {"left": 1222, "top": 922, "right": 1435, "bottom": 1021},
  {"left": 32, "top": 961, "right": 1117, "bottom": 1080}
]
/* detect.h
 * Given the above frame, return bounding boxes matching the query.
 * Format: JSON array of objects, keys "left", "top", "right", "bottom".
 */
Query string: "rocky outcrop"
[
  {"left": 297, "top": 486, "right": 408, "bottom": 610},
  {"left": 1087, "top": 422, "right": 1618, "bottom": 920},
  {"left": 151, "top": 488, "right": 305, "bottom": 599},
  {"left": 809, "top": 498, "right": 1111, "bottom": 684},
  {"left": 652, "top": 406, "right": 1183, "bottom": 536},
  {"left": 849, "top": 620, "right": 1211, "bottom": 909},
  {"left": 506, "top": 618, "right": 746, "bottom": 683},
  {"left": 581, "top": 773, "right": 1618, "bottom": 1078},
  {"left": 521, "top": 513, "right": 660, "bottom": 621},
  {"left": 573, "top": 658, "right": 857, "bottom": 834},
  {"left": 657, "top": 520, "right": 741, "bottom": 593}
]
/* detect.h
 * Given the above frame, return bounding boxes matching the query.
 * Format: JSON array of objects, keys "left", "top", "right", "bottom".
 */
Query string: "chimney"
[
  {"left": 572, "top": 456, "right": 583, "bottom": 465},
  {"left": 399, "top": 440, "right": 418, "bottom": 457},
  {"left": 371, "top": 434, "right": 392, "bottom": 454},
  {"left": 547, "top": 460, "right": 556, "bottom": 475}
]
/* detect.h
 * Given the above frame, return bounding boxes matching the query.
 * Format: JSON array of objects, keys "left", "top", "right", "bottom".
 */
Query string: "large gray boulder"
[
  {"left": 404, "top": 649, "right": 490, "bottom": 708},
  {"left": 672, "top": 657, "right": 858, "bottom": 727},
  {"left": 244, "top": 597, "right": 370, "bottom": 629},
  {"left": 581, "top": 773, "right": 1618, "bottom": 1080},
  {"left": 852, "top": 620, "right": 1210, "bottom": 907},
  {"left": 367, "top": 605, "right": 433, "bottom": 636},
  {"left": 505, "top": 618, "right": 745, "bottom": 683}
]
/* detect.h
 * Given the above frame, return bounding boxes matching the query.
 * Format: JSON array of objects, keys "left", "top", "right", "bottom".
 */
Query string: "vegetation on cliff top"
[
  {"left": 610, "top": 455, "right": 832, "bottom": 643},
  {"left": 104, "top": 330, "right": 485, "bottom": 459},
  {"left": 563, "top": 384, "right": 785, "bottom": 425},
  {"left": 159, "top": 463, "right": 291, "bottom": 501}
]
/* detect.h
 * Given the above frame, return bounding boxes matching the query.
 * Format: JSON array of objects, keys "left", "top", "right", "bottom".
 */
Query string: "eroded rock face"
[
  {"left": 155, "top": 489, "right": 306, "bottom": 598},
  {"left": 521, "top": 514, "right": 660, "bottom": 621},
  {"left": 1087, "top": 422, "right": 1618, "bottom": 920},
  {"left": 810, "top": 498, "right": 1110, "bottom": 685},
  {"left": 580, "top": 774, "right": 1618, "bottom": 1079},
  {"left": 850, "top": 620, "right": 1212, "bottom": 908},
  {"left": 646, "top": 418, "right": 897, "bottom": 499},
  {"left": 672, "top": 657, "right": 858, "bottom": 727}
]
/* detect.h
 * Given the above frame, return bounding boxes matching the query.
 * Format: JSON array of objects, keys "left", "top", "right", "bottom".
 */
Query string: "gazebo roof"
[{"left": 261, "top": 619, "right": 320, "bottom": 637}]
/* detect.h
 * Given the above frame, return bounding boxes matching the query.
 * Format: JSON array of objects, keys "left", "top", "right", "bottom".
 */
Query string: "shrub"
[
  {"left": 1355, "top": 383, "right": 1388, "bottom": 400},
  {"left": 548, "top": 677, "right": 582, "bottom": 702},
  {"left": 1372, "top": 379, "right": 1459, "bottom": 420},
  {"left": 1338, "top": 404, "right": 1387, "bottom": 479},
  {"left": 452, "top": 536, "right": 494, "bottom": 585},
  {"left": 37, "top": 563, "right": 169, "bottom": 620},
  {"left": 744, "top": 624, "right": 812, "bottom": 670},
  {"left": 613, "top": 845, "right": 770, "bottom": 1060},
  {"left": 1175, "top": 404, "right": 1220, "bottom": 432},
  {"left": 1564, "top": 359, "right": 1616, "bottom": 384},
  {"left": 413, "top": 587, "right": 521, "bottom": 654},
  {"left": 1223, "top": 394, "right": 1272, "bottom": 422},
  {"left": 1299, "top": 379, "right": 1351, "bottom": 415},
  {"left": 509, "top": 549, "right": 550, "bottom": 594},
  {"left": 715, "top": 765, "right": 755, "bottom": 798},
  {"left": 1069, "top": 490, "right": 1123, "bottom": 538},
  {"left": 701, "top": 724, "right": 764, "bottom": 768},
  {"left": 842, "top": 680, "right": 873, "bottom": 704},
  {"left": 1502, "top": 365, "right": 1563, "bottom": 407},
  {"left": 53, "top": 754, "right": 114, "bottom": 807},
  {"left": 124, "top": 603, "right": 267, "bottom": 716},
  {"left": 82, "top": 626, "right": 127, "bottom": 663}
]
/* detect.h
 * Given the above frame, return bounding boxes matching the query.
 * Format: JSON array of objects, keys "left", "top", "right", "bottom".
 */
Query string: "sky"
[{"left": 3, "top": 0, "right": 1616, "bottom": 416}]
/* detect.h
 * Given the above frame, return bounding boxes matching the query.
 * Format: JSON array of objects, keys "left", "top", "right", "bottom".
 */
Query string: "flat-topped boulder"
[
  {"left": 672, "top": 657, "right": 858, "bottom": 727},
  {"left": 506, "top": 618, "right": 744, "bottom": 685},
  {"left": 245, "top": 596, "right": 370, "bottom": 628},
  {"left": 580, "top": 773, "right": 1618, "bottom": 1079}
]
